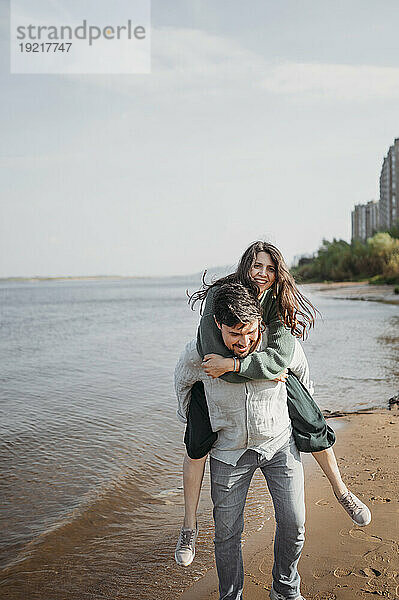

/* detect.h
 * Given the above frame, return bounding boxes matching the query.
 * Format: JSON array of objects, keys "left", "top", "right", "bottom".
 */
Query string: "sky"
[{"left": 1, "top": 0, "right": 399, "bottom": 277}]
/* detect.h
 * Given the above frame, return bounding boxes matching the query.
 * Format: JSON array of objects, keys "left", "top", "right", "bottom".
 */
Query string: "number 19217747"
[{"left": 19, "top": 42, "right": 72, "bottom": 52}]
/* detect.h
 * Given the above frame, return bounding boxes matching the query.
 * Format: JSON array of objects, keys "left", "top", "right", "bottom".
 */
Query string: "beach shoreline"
[
  {"left": 179, "top": 409, "right": 399, "bottom": 600},
  {"left": 304, "top": 281, "right": 399, "bottom": 306}
]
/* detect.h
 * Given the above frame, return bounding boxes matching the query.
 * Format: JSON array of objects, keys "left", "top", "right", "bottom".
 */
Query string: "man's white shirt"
[{"left": 174, "top": 332, "right": 313, "bottom": 466}]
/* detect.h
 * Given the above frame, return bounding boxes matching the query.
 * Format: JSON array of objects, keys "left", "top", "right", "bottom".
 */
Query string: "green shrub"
[{"left": 293, "top": 232, "right": 399, "bottom": 283}]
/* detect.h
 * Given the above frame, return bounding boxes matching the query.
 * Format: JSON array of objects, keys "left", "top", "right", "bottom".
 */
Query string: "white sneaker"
[
  {"left": 174, "top": 524, "right": 198, "bottom": 567},
  {"left": 270, "top": 584, "right": 306, "bottom": 599},
  {"left": 335, "top": 490, "right": 371, "bottom": 526}
]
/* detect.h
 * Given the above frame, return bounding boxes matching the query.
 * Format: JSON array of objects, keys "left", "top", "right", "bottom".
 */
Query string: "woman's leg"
[
  {"left": 175, "top": 452, "right": 208, "bottom": 566},
  {"left": 286, "top": 373, "right": 370, "bottom": 525},
  {"left": 312, "top": 447, "right": 371, "bottom": 526},
  {"left": 183, "top": 452, "right": 208, "bottom": 529},
  {"left": 176, "top": 380, "right": 217, "bottom": 565},
  {"left": 311, "top": 447, "right": 347, "bottom": 496}
]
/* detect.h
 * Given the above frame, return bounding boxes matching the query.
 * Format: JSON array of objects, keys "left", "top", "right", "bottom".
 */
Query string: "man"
[{"left": 174, "top": 282, "right": 309, "bottom": 600}]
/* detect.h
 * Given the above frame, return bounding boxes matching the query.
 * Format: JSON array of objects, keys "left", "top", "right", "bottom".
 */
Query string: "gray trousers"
[{"left": 210, "top": 437, "right": 305, "bottom": 600}]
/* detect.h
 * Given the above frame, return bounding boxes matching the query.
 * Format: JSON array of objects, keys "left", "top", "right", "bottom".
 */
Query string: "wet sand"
[
  {"left": 179, "top": 410, "right": 399, "bottom": 600},
  {"left": 305, "top": 281, "right": 399, "bottom": 306}
]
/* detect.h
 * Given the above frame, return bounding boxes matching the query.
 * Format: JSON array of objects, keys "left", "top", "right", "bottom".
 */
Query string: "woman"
[{"left": 175, "top": 241, "right": 371, "bottom": 567}]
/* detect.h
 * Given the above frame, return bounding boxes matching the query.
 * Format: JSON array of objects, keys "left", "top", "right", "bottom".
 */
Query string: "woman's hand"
[
  {"left": 272, "top": 369, "right": 288, "bottom": 383},
  {"left": 201, "top": 354, "right": 235, "bottom": 378}
]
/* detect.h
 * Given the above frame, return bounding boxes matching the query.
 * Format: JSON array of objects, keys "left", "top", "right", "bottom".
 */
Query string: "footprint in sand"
[
  {"left": 312, "top": 568, "right": 330, "bottom": 579},
  {"left": 257, "top": 556, "right": 271, "bottom": 576},
  {"left": 363, "top": 576, "right": 390, "bottom": 595},
  {"left": 348, "top": 528, "right": 383, "bottom": 542},
  {"left": 333, "top": 567, "right": 352, "bottom": 578},
  {"left": 386, "top": 570, "right": 399, "bottom": 581},
  {"left": 353, "top": 570, "right": 369, "bottom": 579},
  {"left": 339, "top": 528, "right": 350, "bottom": 538},
  {"left": 357, "top": 567, "right": 382, "bottom": 578},
  {"left": 315, "top": 499, "right": 330, "bottom": 506},
  {"left": 352, "top": 566, "right": 388, "bottom": 593}
]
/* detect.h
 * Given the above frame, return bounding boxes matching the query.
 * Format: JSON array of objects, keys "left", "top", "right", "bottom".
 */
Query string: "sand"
[
  {"left": 179, "top": 410, "right": 399, "bottom": 600},
  {"left": 304, "top": 282, "right": 399, "bottom": 306}
]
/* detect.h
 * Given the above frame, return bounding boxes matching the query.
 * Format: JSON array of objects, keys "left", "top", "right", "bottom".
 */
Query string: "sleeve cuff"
[{"left": 176, "top": 411, "right": 187, "bottom": 424}]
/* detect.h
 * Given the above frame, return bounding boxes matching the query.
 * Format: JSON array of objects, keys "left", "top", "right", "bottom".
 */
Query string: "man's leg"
[
  {"left": 260, "top": 437, "right": 305, "bottom": 599},
  {"left": 210, "top": 451, "right": 257, "bottom": 600}
]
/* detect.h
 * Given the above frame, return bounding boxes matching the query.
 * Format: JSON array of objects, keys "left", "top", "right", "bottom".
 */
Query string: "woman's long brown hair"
[{"left": 188, "top": 241, "right": 320, "bottom": 339}]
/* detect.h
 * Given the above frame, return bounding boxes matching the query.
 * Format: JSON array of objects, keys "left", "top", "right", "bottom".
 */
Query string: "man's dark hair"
[{"left": 213, "top": 282, "right": 261, "bottom": 328}]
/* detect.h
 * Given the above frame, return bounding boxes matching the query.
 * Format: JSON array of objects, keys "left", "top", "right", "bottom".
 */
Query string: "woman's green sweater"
[{"left": 196, "top": 285, "right": 295, "bottom": 384}]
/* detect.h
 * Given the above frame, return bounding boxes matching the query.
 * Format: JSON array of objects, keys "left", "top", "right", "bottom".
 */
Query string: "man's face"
[{"left": 216, "top": 318, "right": 261, "bottom": 358}]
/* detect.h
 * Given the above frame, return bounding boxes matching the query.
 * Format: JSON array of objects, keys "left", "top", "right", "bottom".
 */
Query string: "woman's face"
[{"left": 249, "top": 251, "right": 276, "bottom": 294}]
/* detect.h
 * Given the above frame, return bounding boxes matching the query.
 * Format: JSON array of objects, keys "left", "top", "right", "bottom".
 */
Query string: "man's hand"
[
  {"left": 201, "top": 354, "right": 235, "bottom": 378},
  {"left": 273, "top": 369, "right": 288, "bottom": 383}
]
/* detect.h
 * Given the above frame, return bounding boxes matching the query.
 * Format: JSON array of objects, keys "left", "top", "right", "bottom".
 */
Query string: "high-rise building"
[
  {"left": 351, "top": 200, "right": 379, "bottom": 242},
  {"left": 379, "top": 138, "right": 399, "bottom": 230}
]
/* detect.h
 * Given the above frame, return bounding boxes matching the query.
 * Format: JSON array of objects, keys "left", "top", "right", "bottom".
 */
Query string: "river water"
[{"left": 0, "top": 277, "right": 398, "bottom": 599}]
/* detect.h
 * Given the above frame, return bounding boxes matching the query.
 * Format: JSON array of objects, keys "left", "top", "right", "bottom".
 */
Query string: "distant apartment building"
[
  {"left": 351, "top": 200, "right": 379, "bottom": 242},
  {"left": 379, "top": 137, "right": 399, "bottom": 230}
]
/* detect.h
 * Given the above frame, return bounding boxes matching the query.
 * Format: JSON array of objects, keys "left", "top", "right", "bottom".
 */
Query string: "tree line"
[{"left": 292, "top": 222, "right": 399, "bottom": 285}]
